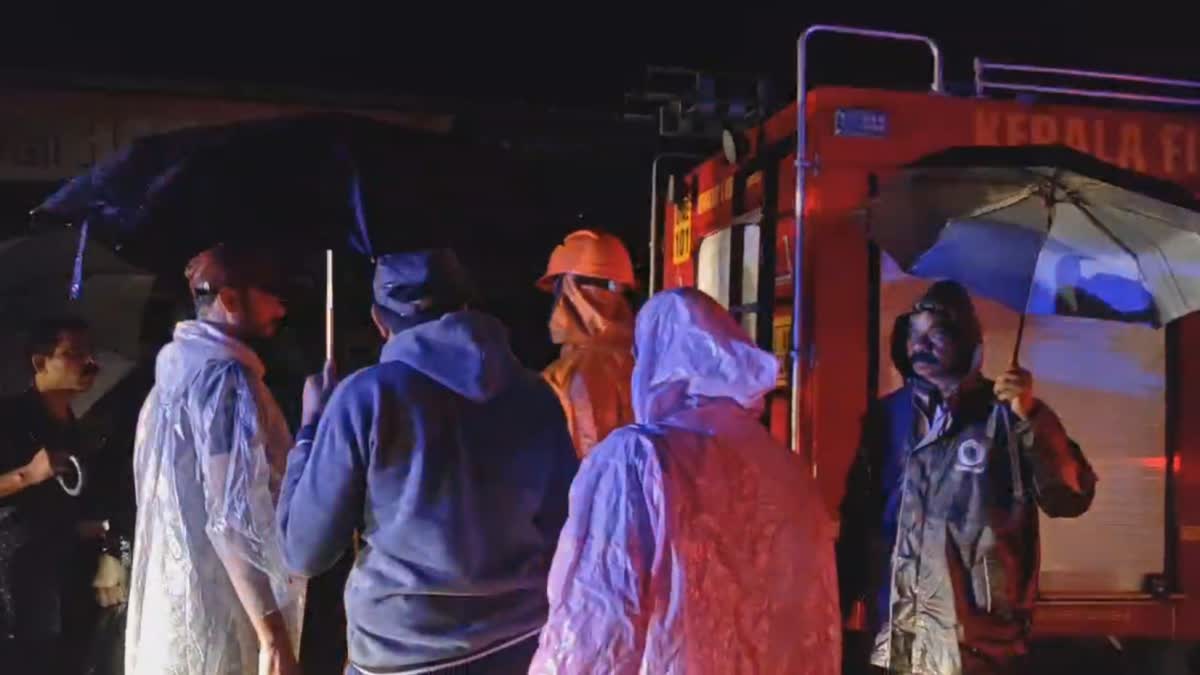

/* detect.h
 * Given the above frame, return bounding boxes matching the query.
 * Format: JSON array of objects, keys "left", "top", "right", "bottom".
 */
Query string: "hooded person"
[
  {"left": 538, "top": 230, "right": 636, "bottom": 457},
  {"left": 277, "top": 250, "right": 579, "bottom": 675},
  {"left": 125, "top": 244, "right": 304, "bottom": 675},
  {"left": 838, "top": 280, "right": 1098, "bottom": 675},
  {"left": 530, "top": 287, "right": 842, "bottom": 675}
]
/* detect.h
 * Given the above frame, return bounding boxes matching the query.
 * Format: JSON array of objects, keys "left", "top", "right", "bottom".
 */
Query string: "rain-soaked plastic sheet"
[{"left": 878, "top": 255, "right": 1167, "bottom": 595}]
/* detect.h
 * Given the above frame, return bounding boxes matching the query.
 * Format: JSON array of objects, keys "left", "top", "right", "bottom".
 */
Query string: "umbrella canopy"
[
  {"left": 0, "top": 226, "right": 139, "bottom": 289},
  {"left": 0, "top": 231, "right": 154, "bottom": 414},
  {"left": 868, "top": 145, "right": 1200, "bottom": 330},
  {"left": 31, "top": 112, "right": 571, "bottom": 369},
  {"left": 32, "top": 112, "right": 554, "bottom": 276}
]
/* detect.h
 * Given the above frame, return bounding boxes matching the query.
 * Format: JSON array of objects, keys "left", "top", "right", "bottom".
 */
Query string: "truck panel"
[{"left": 662, "top": 86, "right": 1200, "bottom": 638}]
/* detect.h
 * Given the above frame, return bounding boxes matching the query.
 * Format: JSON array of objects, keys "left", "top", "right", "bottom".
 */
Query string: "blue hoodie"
[{"left": 277, "top": 311, "right": 578, "bottom": 674}]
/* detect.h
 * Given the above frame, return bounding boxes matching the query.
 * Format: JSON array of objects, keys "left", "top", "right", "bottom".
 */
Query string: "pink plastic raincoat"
[{"left": 530, "top": 288, "right": 841, "bottom": 675}]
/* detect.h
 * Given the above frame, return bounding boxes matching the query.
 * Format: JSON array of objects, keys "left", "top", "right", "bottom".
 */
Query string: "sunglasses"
[{"left": 553, "top": 274, "right": 623, "bottom": 297}]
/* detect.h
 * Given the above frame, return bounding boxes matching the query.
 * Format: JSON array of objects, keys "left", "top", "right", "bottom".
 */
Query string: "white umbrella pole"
[{"left": 325, "top": 250, "right": 334, "bottom": 363}]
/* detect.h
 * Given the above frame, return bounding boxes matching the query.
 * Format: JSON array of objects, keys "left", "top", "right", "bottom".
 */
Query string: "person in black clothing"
[{"left": 0, "top": 317, "right": 121, "bottom": 674}]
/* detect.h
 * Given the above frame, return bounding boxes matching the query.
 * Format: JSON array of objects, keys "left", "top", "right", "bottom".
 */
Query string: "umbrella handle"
[
  {"left": 325, "top": 250, "right": 334, "bottom": 363},
  {"left": 1011, "top": 311, "right": 1027, "bottom": 368}
]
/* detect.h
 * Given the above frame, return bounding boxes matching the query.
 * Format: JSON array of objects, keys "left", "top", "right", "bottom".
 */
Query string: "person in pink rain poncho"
[{"left": 530, "top": 287, "right": 841, "bottom": 675}]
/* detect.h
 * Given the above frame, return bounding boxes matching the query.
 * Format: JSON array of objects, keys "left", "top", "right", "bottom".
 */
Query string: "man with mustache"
[
  {"left": 0, "top": 317, "right": 100, "bottom": 674},
  {"left": 839, "top": 280, "right": 1097, "bottom": 675}
]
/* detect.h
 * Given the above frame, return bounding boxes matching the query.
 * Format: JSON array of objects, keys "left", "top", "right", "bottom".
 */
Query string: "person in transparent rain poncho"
[
  {"left": 125, "top": 245, "right": 304, "bottom": 675},
  {"left": 530, "top": 288, "right": 842, "bottom": 675}
]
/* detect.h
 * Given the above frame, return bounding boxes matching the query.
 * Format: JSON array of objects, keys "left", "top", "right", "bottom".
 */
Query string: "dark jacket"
[
  {"left": 0, "top": 389, "right": 81, "bottom": 640},
  {"left": 839, "top": 316, "right": 1097, "bottom": 674},
  {"left": 278, "top": 311, "right": 578, "bottom": 674}
]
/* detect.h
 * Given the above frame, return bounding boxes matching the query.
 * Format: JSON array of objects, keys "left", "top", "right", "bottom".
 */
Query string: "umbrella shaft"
[
  {"left": 1012, "top": 312, "right": 1027, "bottom": 367},
  {"left": 325, "top": 250, "right": 334, "bottom": 362}
]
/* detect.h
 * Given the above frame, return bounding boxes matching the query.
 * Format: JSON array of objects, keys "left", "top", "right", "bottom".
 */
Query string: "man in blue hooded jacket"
[{"left": 277, "top": 250, "right": 578, "bottom": 675}]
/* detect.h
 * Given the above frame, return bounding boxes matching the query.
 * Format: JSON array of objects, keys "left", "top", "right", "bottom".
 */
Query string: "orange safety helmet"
[{"left": 537, "top": 229, "right": 636, "bottom": 292}]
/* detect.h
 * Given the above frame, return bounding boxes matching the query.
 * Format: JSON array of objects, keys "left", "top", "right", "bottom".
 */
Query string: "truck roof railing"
[
  {"left": 791, "top": 25, "right": 945, "bottom": 469},
  {"left": 974, "top": 59, "right": 1200, "bottom": 108}
]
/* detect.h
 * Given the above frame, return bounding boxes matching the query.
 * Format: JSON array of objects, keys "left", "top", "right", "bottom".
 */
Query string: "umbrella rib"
[
  {"left": 1102, "top": 204, "right": 1195, "bottom": 317},
  {"left": 961, "top": 184, "right": 1039, "bottom": 220},
  {"left": 1070, "top": 197, "right": 1186, "bottom": 320},
  {"left": 1068, "top": 196, "right": 1139, "bottom": 259},
  {"left": 1101, "top": 201, "right": 1200, "bottom": 314},
  {"left": 1122, "top": 230, "right": 1189, "bottom": 321},
  {"left": 1101, "top": 198, "right": 1200, "bottom": 234}
]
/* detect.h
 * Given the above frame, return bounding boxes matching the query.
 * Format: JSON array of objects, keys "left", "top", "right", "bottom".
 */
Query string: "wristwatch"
[{"left": 99, "top": 521, "right": 133, "bottom": 567}]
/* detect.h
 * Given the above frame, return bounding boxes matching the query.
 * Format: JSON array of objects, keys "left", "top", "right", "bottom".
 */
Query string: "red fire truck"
[{"left": 653, "top": 25, "right": 1200, "bottom": 640}]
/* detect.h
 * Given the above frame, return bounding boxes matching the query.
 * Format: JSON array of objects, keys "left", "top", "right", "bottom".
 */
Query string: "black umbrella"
[
  {"left": 33, "top": 112, "right": 556, "bottom": 357},
  {"left": 37, "top": 113, "right": 549, "bottom": 263}
]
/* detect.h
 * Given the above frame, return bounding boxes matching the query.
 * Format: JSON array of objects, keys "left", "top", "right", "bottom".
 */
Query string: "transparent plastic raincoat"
[
  {"left": 530, "top": 288, "right": 842, "bottom": 675},
  {"left": 126, "top": 321, "right": 303, "bottom": 675},
  {"left": 543, "top": 276, "right": 635, "bottom": 457}
]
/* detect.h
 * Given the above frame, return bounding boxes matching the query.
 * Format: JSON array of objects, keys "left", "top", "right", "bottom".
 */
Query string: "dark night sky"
[
  {"left": 4, "top": 2, "right": 1197, "bottom": 109},
  {"left": 2, "top": 1, "right": 1195, "bottom": 370}
]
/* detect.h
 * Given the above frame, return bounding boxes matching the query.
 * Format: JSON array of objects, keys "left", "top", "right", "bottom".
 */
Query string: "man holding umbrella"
[
  {"left": 125, "top": 244, "right": 304, "bottom": 675},
  {"left": 839, "top": 280, "right": 1097, "bottom": 675},
  {"left": 278, "top": 250, "right": 578, "bottom": 675}
]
